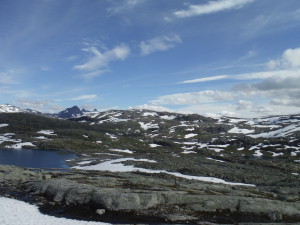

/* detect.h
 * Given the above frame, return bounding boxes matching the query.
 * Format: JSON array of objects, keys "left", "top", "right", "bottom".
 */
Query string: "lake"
[{"left": 0, "top": 149, "right": 77, "bottom": 169}]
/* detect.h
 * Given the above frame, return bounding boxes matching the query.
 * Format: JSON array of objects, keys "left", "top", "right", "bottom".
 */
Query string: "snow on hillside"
[
  {"left": 248, "top": 123, "right": 300, "bottom": 138},
  {"left": 228, "top": 127, "right": 254, "bottom": 134},
  {"left": 5, "top": 142, "right": 36, "bottom": 149},
  {"left": 139, "top": 122, "right": 159, "bottom": 130}
]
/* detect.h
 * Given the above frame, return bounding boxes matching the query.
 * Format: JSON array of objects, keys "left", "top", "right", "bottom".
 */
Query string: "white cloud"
[
  {"left": 174, "top": 0, "right": 255, "bottom": 18},
  {"left": 236, "top": 100, "right": 254, "bottom": 110},
  {"left": 152, "top": 90, "right": 235, "bottom": 105},
  {"left": 267, "top": 47, "right": 300, "bottom": 69},
  {"left": 71, "top": 94, "right": 97, "bottom": 101},
  {"left": 271, "top": 98, "right": 300, "bottom": 107},
  {"left": 129, "top": 104, "right": 174, "bottom": 112},
  {"left": 16, "top": 99, "right": 64, "bottom": 112},
  {"left": 143, "top": 46, "right": 300, "bottom": 118},
  {"left": 252, "top": 106, "right": 273, "bottom": 113},
  {"left": 254, "top": 69, "right": 300, "bottom": 90},
  {"left": 282, "top": 48, "right": 300, "bottom": 68},
  {"left": 140, "top": 34, "right": 182, "bottom": 55},
  {"left": 74, "top": 44, "right": 130, "bottom": 78},
  {"left": 150, "top": 68, "right": 300, "bottom": 117}
]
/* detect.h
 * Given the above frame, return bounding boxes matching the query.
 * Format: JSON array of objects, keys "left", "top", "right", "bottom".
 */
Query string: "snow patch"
[
  {"left": 0, "top": 197, "right": 110, "bottom": 225},
  {"left": 143, "top": 112, "right": 158, "bottom": 117},
  {"left": 77, "top": 160, "right": 94, "bottom": 165},
  {"left": 139, "top": 122, "right": 159, "bottom": 130},
  {"left": 184, "top": 133, "right": 197, "bottom": 139},
  {"left": 228, "top": 127, "right": 254, "bottom": 134},
  {"left": 254, "top": 150, "right": 263, "bottom": 157},
  {"left": 206, "top": 157, "right": 226, "bottom": 163},
  {"left": 109, "top": 149, "right": 133, "bottom": 154},
  {"left": 105, "top": 133, "right": 117, "bottom": 139},
  {"left": 160, "top": 115, "right": 176, "bottom": 120},
  {"left": 5, "top": 142, "right": 35, "bottom": 149},
  {"left": 35, "top": 136, "right": 49, "bottom": 140},
  {"left": 149, "top": 143, "right": 161, "bottom": 148},
  {"left": 37, "top": 130, "right": 56, "bottom": 136},
  {"left": 182, "top": 150, "right": 196, "bottom": 154}
]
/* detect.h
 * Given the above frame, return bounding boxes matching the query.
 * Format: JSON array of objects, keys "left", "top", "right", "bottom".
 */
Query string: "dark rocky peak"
[{"left": 58, "top": 105, "right": 84, "bottom": 119}]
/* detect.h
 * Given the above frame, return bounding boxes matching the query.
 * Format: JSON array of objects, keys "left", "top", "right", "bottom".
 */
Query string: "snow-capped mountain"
[{"left": 0, "top": 104, "right": 23, "bottom": 113}]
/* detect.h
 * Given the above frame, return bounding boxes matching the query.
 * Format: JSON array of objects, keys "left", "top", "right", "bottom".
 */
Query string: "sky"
[{"left": 1, "top": 0, "right": 300, "bottom": 118}]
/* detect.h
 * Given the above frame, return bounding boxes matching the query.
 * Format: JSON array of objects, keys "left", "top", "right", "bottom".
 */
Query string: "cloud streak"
[
  {"left": 174, "top": 0, "right": 255, "bottom": 18},
  {"left": 180, "top": 75, "right": 229, "bottom": 84},
  {"left": 71, "top": 94, "right": 97, "bottom": 101},
  {"left": 179, "top": 69, "right": 298, "bottom": 84}
]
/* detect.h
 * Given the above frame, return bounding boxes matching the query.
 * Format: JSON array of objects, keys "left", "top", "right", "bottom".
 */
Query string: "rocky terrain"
[{"left": 0, "top": 104, "right": 300, "bottom": 224}]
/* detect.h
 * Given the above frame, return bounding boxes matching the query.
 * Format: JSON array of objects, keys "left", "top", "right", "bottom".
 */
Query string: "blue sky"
[{"left": 1, "top": 0, "right": 300, "bottom": 117}]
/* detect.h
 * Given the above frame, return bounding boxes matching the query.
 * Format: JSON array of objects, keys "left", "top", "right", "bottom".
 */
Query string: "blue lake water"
[{"left": 0, "top": 149, "right": 77, "bottom": 169}]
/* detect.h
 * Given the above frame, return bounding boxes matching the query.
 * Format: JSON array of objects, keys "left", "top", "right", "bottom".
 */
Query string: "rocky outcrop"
[
  {"left": 1, "top": 165, "right": 300, "bottom": 223},
  {"left": 16, "top": 168, "right": 299, "bottom": 223}
]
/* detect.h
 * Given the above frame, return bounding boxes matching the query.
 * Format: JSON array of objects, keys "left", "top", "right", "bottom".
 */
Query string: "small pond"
[{"left": 0, "top": 149, "right": 77, "bottom": 169}]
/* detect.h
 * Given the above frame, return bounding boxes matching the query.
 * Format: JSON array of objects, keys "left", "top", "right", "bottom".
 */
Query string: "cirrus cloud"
[{"left": 174, "top": 0, "right": 255, "bottom": 18}]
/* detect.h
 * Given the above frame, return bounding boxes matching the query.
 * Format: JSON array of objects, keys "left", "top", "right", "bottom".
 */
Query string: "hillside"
[{"left": 1, "top": 105, "right": 300, "bottom": 223}]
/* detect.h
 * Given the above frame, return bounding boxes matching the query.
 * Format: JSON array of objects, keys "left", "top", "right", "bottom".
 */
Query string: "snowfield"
[
  {"left": 0, "top": 197, "right": 110, "bottom": 225},
  {"left": 73, "top": 158, "right": 254, "bottom": 186}
]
